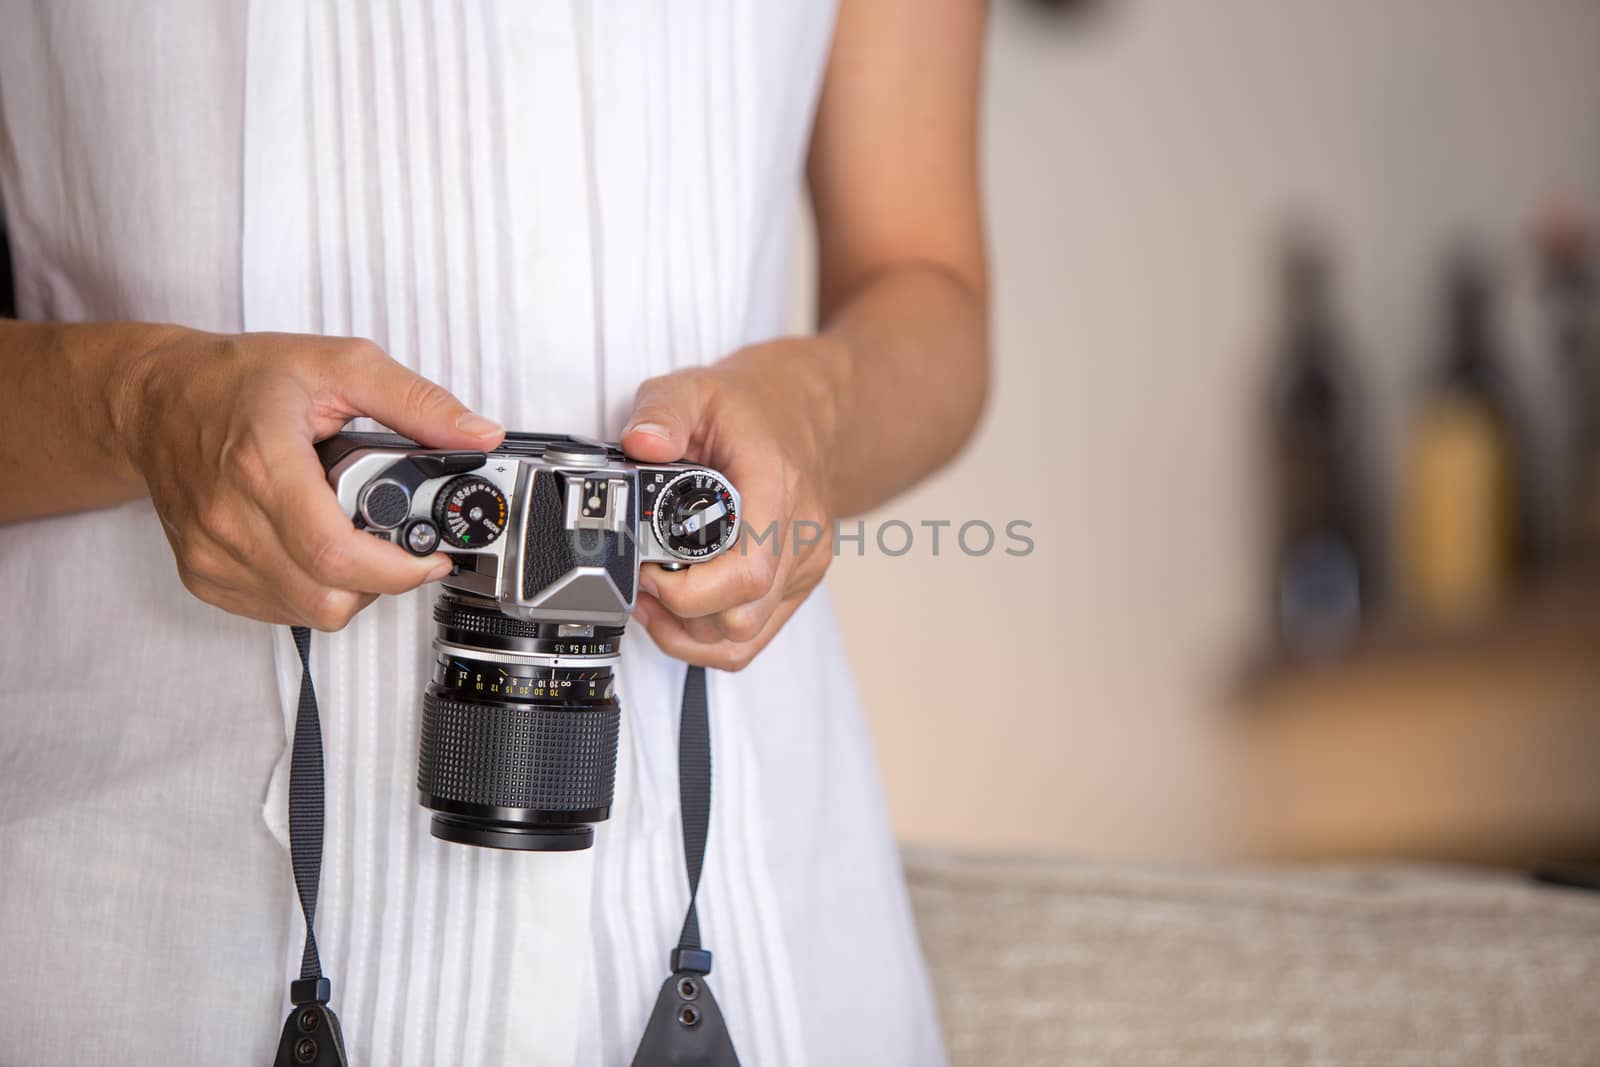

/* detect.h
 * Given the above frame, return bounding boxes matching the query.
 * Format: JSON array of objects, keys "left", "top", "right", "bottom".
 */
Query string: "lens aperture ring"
[{"left": 434, "top": 599, "right": 624, "bottom": 656}]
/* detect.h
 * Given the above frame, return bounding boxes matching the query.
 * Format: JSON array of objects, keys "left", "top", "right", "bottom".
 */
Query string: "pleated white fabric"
[{"left": 0, "top": 2, "right": 945, "bottom": 1065}]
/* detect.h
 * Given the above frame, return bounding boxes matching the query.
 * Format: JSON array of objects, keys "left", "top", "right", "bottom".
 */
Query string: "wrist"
[
  {"left": 735, "top": 335, "right": 851, "bottom": 458},
  {"left": 793, "top": 334, "right": 854, "bottom": 513},
  {"left": 803, "top": 333, "right": 853, "bottom": 456},
  {"left": 100, "top": 322, "right": 195, "bottom": 486}
]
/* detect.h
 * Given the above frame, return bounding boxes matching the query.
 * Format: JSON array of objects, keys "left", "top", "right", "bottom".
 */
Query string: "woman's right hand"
[{"left": 115, "top": 328, "right": 504, "bottom": 630}]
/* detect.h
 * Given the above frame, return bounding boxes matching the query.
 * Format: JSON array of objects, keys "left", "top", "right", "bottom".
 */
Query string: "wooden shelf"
[{"left": 1232, "top": 567, "right": 1600, "bottom": 864}]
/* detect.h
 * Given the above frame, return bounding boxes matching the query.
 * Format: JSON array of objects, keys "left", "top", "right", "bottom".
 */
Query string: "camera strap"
[
  {"left": 271, "top": 626, "right": 349, "bottom": 1067},
  {"left": 269, "top": 634, "right": 737, "bottom": 1066},
  {"left": 629, "top": 664, "right": 743, "bottom": 1066}
]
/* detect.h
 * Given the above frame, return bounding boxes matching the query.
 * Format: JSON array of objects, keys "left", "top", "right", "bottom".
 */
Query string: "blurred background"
[
  {"left": 807, "top": 0, "right": 1600, "bottom": 866},
  {"left": 2, "top": 7, "right": 1593, "bottom": 1058},
  {"left": 4, "top": 1, "right": 1596, "bottom": 874}
]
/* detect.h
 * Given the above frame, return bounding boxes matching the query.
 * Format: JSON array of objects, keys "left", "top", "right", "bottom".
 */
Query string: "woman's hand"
[
  {"left": 621, "top": 339, "right": 847, "bottom": 671},
  {"left": 116, "top": 328, "right": 504, "bottom": 630}
]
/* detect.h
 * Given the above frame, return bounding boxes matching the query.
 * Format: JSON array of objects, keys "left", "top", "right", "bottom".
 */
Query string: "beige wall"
[{"left": 809, "top": 1, "right": 1600, "bottom": 860}]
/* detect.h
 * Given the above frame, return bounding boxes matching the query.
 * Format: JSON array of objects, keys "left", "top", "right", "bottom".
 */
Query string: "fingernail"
[
  {"left": 455, "top": 411, "right": 503, "bottom": 438},
  {"left": 426, "top": 559, "right": 453, "bottom": 582},
  {"left": 624, "top": 421, "right": 672, "bottom": 441},
  {"left": 638, "top": 572, "right": 659, "bottom": 599}
]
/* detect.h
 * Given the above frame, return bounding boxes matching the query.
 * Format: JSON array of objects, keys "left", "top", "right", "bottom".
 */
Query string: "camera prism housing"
[{"left": 317, "top": 430, "right": 741, "bottom": 851}]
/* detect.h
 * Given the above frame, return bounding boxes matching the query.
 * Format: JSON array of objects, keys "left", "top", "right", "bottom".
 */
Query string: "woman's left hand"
[{"left": 620, "top": 339, "right": 846, "bottom": 671}]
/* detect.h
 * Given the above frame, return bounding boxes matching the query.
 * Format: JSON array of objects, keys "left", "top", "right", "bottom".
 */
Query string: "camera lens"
[{"left": 418, "top": 594, "right": 624, "bottom": 851}]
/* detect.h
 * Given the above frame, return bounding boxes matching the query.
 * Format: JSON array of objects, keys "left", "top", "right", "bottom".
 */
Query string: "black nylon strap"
[
  {"left": 275, "top": 628, "right": 348, "bottom": 1067},
  {"left": 289, "top": 625, "right": 327, "bottom": 986},
  {"left": 628, "top": 664, "right": 741, "bottom": 1066},
  {"left": 272, "top": 632, "right": 727, "bottom": 1064},
  {"left": 676, "top": 664, "right": 711, "bottom": 957}
]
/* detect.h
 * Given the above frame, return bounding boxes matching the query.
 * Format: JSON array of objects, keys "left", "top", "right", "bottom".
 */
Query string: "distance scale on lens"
[
  {"left": 650, "top": 469, "right": 739, "bottom": 561},
  {"left": 435, "top": 657, "right": 615, "bottom": 705},
  {"left": 432, "top": 475, "right": 509, "bottom": 549}
]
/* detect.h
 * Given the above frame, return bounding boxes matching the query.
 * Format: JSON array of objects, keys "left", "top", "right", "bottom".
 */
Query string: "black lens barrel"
[{"left": 418, "top": 595, "right": 623, "bottom": 852}]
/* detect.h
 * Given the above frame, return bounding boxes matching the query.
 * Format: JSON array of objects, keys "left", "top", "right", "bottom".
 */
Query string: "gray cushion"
[{"left": 905, "top": 850, "right": 1600, "bottom": 1066}]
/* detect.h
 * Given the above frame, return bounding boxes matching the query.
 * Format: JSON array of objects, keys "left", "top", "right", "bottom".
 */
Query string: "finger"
[
  {"left": 646, "top": 561, "right": 786, "bottom": 643},
  {"left": 620, "top": 370, "right": 712, "bottom": 464},
  {"left": 635, "top": 594, "right": 728, "bottom": 664},
  {"left": 243, "top": 527, "right": 382, "bottom": 631},
  {"left": 634, "top": 592, "right": 803, "bottom": 672},
  {"left": 297, "top": 591, "right": 378, "bottom": 632},
  {"left": 672, "top": 607, "right": 726, "bottom": 645},
  {"left": 710, "top": 580, "right": 787, "bottom": 643},
  {"left": 263, "top": 446, "right": 456, "bottom": 595},
  {"left": 179, "top": 570, "right": 297, "bottom": 626},
  {"left": 330, "top": 341, "right": 505, "bottom": 449},
  {"left": 710, "top": 535, "right": 833, "bottom": 642},
  {"left": 705, "top": 538, "right": 831, "bottom": 642},
  {"left": 176, "top": 527, "right": 372, "bottom": 631},
  {"left": 644, "top": 551, "right": 781, "bottom": 620}
]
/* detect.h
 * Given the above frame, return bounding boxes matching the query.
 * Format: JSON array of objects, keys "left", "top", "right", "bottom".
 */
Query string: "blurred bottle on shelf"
[
  {"left": 1019, "top": 0, "right": 1107, "bottom": 19},
  {"left": 1534, "top": 197, "right": 1599, "bottom": 553},
  {"left": 1267, "top": 230, "right": 1372, "bottom": 662},
  {"left": 1401, "top": 249, "right": 1526, "bottom": 630}
]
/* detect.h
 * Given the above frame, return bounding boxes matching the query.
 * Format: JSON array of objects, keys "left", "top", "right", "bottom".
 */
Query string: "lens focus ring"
[{"left": 419, "top": 689, "right": 620, "bottom": 812}]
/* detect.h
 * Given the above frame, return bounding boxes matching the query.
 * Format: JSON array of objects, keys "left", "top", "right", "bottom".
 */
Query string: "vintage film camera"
[{"left": 318, "top": 431, "right": 740, "bottom": 851}]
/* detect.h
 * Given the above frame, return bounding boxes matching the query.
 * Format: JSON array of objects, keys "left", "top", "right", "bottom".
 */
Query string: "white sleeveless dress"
[{"left": 0, "top": 4, "right": 945, "bottom": 1064}]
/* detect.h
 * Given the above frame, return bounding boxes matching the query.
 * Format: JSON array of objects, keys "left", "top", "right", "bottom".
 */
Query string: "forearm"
[
  {"left": 0, "top": 319, "right": 171, "bottom": 522},
  {"left": 797, "top": 0, "right": 988, "bottom": 519},
  {"left": 813, "top": 261, "right": 989, "bottom": 518}
]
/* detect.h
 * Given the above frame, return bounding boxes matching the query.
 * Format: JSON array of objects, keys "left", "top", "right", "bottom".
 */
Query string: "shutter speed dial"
[
  {"left": 652, "top": 470, "right": 739, "bottom": 561},
  {"left": 432, "top": 476, "right": 509, "bottom": 549}
]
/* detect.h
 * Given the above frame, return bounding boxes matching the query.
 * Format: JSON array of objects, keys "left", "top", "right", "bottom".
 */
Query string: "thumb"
[
  {"left": 336, "top": 345, "right": 505, "bottom": 449},
  {"left": 622, "top": 370, "right": 711, "bottom": 463}
]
